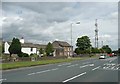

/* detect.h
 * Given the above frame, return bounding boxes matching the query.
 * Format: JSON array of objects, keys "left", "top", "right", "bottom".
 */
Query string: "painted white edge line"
[
  {"left": 62, "top": 72, "right": 86, "bottom": 83},
  {"left": 92, "top": 66, "right": 101, "bottom": 71}
]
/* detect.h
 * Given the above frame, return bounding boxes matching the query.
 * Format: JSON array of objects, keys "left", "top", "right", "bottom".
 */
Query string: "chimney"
[{"left": 20, "top": 37, "right": 24, "bottom": 44}]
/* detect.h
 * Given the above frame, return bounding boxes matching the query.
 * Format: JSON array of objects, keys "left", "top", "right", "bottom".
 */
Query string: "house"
[
  {"left": 52, "top": 41, "right": 73, "bottom": 57},
  {"left": 4, "top": 37, "right": 72, "bottom": 57},
  {"left": 34, "top": 44, "right": 46, "bottom": 56},
  {"left": 4, "top": 37, "right": 46, "bottom": 55}
]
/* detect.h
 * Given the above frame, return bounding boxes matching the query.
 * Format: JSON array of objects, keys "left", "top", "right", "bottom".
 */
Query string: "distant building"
[
  {"left": 4, "top": 37, "right": 46, "bottom": 55},
  {"left": 52, "top": 41, "right": 73, "bottom": 57}
]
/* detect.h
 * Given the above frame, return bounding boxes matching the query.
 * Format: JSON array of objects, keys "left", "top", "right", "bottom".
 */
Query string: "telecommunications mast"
[{"left": 95, "top": 19, "right": 98, "bottom": 48}]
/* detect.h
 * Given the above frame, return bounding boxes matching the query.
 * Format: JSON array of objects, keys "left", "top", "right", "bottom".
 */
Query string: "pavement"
[{"left": 1, "top": 56, "right": 120, "bottom": 83}]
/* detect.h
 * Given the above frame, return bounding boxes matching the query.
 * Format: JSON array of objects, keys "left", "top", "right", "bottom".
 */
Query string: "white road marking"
[
  {"left": 58, "top": 63, "right": 71, "bottom": 66},
  {"left": 102, "top": 63, "right": 120, "bottom": 71},
  {"left": 0, "top": 79, "right": 7, "bottom": 81},
  {"left": 89, "top": 64, "right": 94, "bottom": 66},
  {"left": 51, "top": 68, "right": 58, "bottom": 71},
  {"left": 92, "top": 66, "right": 101, "bottom": 71},
  {"left": 62, "top": 72, "right": 86, "bottom": 83},
  {"left": 28, "top": 68, "right": 59, "bottom": 76},
  {"left": 67, "top": 64, "right": 78, "bottom": 67},
  {"left": 28, "top": 72, "right": 36, "bottom": 75},
  {"left": 36, "top": 70, "right": 51, "bottom": 74},
  {"left": 80, "top": 65, "right": 89, "bottom": 68},
  {"left": 80, "top": 64, "right": 94, "bottom": 68}
]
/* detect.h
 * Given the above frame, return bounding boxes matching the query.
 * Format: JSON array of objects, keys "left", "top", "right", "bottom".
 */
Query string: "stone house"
[{"left": 52, "top": 41, "right": 73, "bottom": 57}]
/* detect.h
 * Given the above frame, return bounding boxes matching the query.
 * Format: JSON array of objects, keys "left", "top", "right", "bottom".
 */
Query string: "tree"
[
  {"left": 39, "top": 48, "right": 44, "bottom": 54},
  {"left": 102, "top": 45, "right": 112, "bottom": 54},
  {"left": 45, "top": 42, "right": 54, "bottom": 56},
  {"left": 2, "top": 43, "right": 4, "bottom": 53},
  {"left": 74, "top": 48, "right": 80, "bottom": 55},
  {"left": 8, "top": 38, "right": 22, "bottom": 57},
  {"left": 91, "top": 47, "right": 100, "bottom": 53},
  {"left": 75, "top": 36, "right": 91, "bottom": 54},
  {"left": 119, "top": 48, "right": 120, "bottom": 56},
  {"left": 99, "top": 48, "right": 105, "bottom": 53}
]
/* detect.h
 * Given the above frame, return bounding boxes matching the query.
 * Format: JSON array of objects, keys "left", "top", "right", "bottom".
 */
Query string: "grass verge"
[{"left": 1, "top": 56, "right": 98, "bottom": 70}]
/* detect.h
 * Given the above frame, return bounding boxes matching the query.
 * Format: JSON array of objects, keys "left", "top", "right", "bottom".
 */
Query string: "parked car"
[
  {"left": 108, "top": 53, "right": 113, "bottom": 57},
  {"left": 99, "top": 54, "right": 106, "bottom": 59}
]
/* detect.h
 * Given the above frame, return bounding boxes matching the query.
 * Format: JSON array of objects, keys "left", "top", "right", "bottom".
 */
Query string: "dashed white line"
[
  {"left": 62, "top": 72, "right": 86, "bottom": 83},
  {"left": 51, "top": 68, "right": 58, "bottom": 71},
  {"left": 36, "top": 70, "right": 51, "bottom": 74},
  {"left": 80, "top": 64, "right": 94, "bottom": 68},
  {"left": 28, "top": 68, "right": 59, "bottom": 76},
  {"left": 80, "top": 65, "right": 89, "bottom": 68},
  {"left": 58, "top": 63, "right": 71, "bottom": 66},
  {"left": 89, "top": 64, "right": 94, "bottom": 66},
  {"left": 92, "top": 66, "right": 101, "bottom": 71},
  {"left": 67, "top": 64, "right": 78, "bottom": 67},
  {"left": 28, "top": 72, "right": 36, "bottom": 75}
]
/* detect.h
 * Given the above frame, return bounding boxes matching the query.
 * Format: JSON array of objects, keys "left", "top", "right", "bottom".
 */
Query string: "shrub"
[
  {"left": 30, "top": 53, "right": 38, "bottom": 58},
  {"left": 30, "top": 53, "right": 34, "bottom": 56},
  {"left": 18, "top": 52, "right": 29, "bottom": 57}
]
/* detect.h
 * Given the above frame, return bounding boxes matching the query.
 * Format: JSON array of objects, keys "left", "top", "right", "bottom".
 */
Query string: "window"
[{"left": 31, "top": 47, "right": 33, "bottom": 51}]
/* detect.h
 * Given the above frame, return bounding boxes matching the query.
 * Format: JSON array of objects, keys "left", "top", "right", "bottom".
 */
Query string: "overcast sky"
[{"left": 1, "top": 2, "right": 118, "bottom": 50}]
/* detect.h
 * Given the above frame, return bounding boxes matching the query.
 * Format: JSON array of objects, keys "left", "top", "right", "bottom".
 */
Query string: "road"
[{"left": 1, "top": 56, "right": 120, "bottom": 83}]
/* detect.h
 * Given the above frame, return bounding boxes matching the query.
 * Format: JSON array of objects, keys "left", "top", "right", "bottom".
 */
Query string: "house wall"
[
  {"left": 53, "top": 47, "right": 72, "bottom": 57},
  {"left": 21, "top": 47, "right": 37, "bottom": 55},
  {"left": 63, "top": 47, "right": 72, "bottom": 56},
  {"left": 4, "top": 42, "right": 37, "bottom": 55},
  {"left": 4, "top": 42, "right": 10, "bottom": 54}
]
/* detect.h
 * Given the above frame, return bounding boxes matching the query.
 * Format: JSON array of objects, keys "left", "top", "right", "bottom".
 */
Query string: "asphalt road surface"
[{"left": 1, "top": 56, "right": 120, "bottom": 83}]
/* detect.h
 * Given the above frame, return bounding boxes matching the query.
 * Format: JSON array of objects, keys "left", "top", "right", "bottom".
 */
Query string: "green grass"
[{"left": 1, "top": 55, "right": 98, "bottom": 70}]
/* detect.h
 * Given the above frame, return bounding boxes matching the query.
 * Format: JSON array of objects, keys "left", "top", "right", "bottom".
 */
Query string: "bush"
[
  {"left": 18, "top": 52, "right": 29, "bottom": 57},
  {"left": 30, "top": 53, "right": 38, "bottom": 58}
]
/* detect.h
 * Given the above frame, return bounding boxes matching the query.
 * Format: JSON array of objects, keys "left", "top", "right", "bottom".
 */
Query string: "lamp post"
[{"left": 70, "top": 22, "right": 80, "bottom": 57}]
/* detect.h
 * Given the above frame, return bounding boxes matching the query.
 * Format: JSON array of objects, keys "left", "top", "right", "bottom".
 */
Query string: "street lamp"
[{"left": 70, "top": 21, "right": 80, "bottom": 57}]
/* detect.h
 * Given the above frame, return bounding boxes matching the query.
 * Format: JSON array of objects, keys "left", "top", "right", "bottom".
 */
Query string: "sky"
[{"left": 1, "top": 1, "right": 118, "bottom": 50}]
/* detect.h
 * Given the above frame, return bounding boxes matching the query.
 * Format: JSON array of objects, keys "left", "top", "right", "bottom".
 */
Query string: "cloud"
[{"left": 2, "top": 2, "right": 118, "bottom": 50}]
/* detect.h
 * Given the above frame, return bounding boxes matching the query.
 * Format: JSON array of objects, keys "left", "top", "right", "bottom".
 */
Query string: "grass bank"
[{"left": 1, "top": 56, "right": 98, "bottom": 70}]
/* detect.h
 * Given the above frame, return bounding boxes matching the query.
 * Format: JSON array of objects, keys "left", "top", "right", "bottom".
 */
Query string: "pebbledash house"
[{"left": 3, "top": 37, "right": 73, "bottom": 57}]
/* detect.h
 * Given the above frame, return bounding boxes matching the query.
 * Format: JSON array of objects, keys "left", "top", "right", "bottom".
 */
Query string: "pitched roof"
[
  {"left": 21, "top": 43, "right": 37, "bottom": 48},
  {"left": 34, "top": 44, "right": 46, "bottom": 49},
  {"left": 5, "top": 41, "right": 46, "bottom": 48},
  {"left": 52, "top": 41, "right": 71, "bottom": 48}
]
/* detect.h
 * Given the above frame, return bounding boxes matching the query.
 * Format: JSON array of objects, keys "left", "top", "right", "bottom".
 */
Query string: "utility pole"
[
  {"left": 71, "top": 23, "right": 73, "bottom": 48},
  {"left": 95, "top": 19, "right": 99, "bottom": 48},
  {"left": 70, "top": 22, "right": 80, "bottom": 57},
  {"left": 101, "top": 41, "right": 103, "bottom": 47}
]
